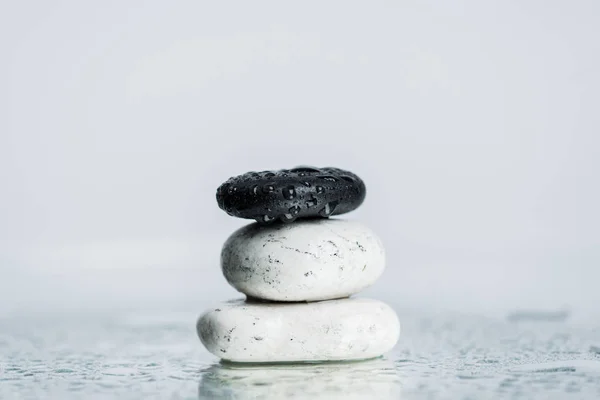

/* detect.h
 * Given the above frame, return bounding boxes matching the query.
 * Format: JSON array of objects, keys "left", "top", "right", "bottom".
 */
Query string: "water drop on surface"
[
  {"left": 316, "top": 186, "right": 325, "bottom": 194},
  {"left": 281, "top": 213, "right": 296, "bottom": 223},
  {"left": 290, "top": 166, "right": 321, "bottom": 174},
  {"left": 301, "top": 181, "right": 311, "bottom": 187},
  {"left": 319, "top": 201, "right": 338, "bottom": 217},
  {"left": 317, "top": 175, "right": 338, "bottom": 182},
  {"left": 262, "top": 215, "right": 275, "bottom": 223},
  {"left": 227, "top": 186, "right": 238, "bottom": 195},
  {"left": 288, "top": 206, "right": 301, "bottom": 215},
  {"left": 251, "top": 185, "right": 259, "bottom": 195},
  {"left": 282, "top": 185, "right": 296, "bottom": 200},
  {"left": 262, "top": 183, "right": 275, "bottom": 193}
]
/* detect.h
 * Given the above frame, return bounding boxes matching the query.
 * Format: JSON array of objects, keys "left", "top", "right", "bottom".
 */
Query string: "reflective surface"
[
  {"left": 199, "top": 359, "right": 401, "bottom": 400},
  {"left": 2, "top": 307, "right": 600, "bottom": 399}
]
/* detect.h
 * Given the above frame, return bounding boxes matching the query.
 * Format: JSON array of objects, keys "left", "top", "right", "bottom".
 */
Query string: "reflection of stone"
[{"left": 198, "top": 358, "right": 401, "bottom": 400}]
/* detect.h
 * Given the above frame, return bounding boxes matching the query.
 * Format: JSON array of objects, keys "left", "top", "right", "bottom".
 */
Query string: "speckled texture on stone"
[
  {"left": 196, "top": 297, "right": 400, "bottom": 363},
  {"left": 220, "top": 218, "right": 385, "bottom": 302},
  {"left": 215, "top": 166, "right": 366, "bottom": 223}
]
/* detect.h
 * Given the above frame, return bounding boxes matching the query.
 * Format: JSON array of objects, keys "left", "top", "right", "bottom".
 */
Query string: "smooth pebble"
[
  {"left": 221, "top": 218, "right": 385, "bottom": 302},
  {"left": 197, "top": 297, "right": 400, "bottom": 363},
  {"left": 216, "top": 166, "right": 366, "bottom": 223}
]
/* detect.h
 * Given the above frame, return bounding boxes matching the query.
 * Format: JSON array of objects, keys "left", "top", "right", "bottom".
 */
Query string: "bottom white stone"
[{"left": 196, "top": 297, "right": 400, "bottom": 363}]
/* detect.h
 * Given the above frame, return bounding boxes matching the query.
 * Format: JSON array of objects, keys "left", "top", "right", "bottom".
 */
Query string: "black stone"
[{"left": 216, "top": 166, "right": 366, "bottom": 223}]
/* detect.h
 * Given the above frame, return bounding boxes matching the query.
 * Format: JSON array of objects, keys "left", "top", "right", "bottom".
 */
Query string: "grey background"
[{"left": 1, "top": 1, "right": 599, "bottom": 318}]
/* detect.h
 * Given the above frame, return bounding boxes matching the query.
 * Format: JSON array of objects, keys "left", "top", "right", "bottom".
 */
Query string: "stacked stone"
[{"left": 197, "top": 166, "right": 400, "bottom": 363}]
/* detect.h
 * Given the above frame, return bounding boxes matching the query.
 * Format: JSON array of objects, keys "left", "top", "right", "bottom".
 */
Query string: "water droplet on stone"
[
  {"left": 262, "top": 215, "right": 274, "bottom": 223},
  {"left": 281, "top": 213, "right": 296, "bottom": 222},
  {"left": 316, "top": 186, "right": 325, "bottom": 194},
  {"left": 319, "top": 201, "right": 338, "bottom": 217},
  {"left": 227, "top": 186, "right": 238, "bottom": 195},
  {"left": 262, "top": 183, "right": 275, "bottom": 193},
  {"left": 318, "top": 175, "right": 338, "bottom": 182},
  {"left": 302, "top": 181, "right": 311, "bottom": 187},
  {"left": 288, "top": 205, "right": 301, "bottom": 215},
  {"left": 306, "top": 195, "right": 318, "bottom": 208},
  {"left": 251, "top": 185, "right": 259, "bottom": 195},
  {"left": 282, "top": 185, "right": 296, "bottom": 200}
]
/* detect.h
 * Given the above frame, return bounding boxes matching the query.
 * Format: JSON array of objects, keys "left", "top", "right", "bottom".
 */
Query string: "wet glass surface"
[{"left": 2, "top": 306, "right": 600, "bottom": 399}]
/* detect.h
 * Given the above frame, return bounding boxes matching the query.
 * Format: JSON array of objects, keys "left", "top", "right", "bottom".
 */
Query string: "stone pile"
[{"left": 197, "top": 166, "right": 399, "bottom": 362}]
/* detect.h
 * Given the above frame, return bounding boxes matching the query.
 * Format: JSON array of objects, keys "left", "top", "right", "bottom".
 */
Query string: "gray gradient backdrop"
[{"left": 1, "top": 1, "right": 598, "bottom": 318}]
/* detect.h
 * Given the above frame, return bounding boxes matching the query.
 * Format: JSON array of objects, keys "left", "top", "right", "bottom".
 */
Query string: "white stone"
[
  {"left": 221, "top": 218, "right": 385, "bottom": 302},
  {"left": 196, "top": 297, "right": 400, "bottom": 363}
]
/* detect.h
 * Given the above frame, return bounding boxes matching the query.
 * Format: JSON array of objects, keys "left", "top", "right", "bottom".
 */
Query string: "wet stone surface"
[{"left": 215, "top": 166, "right": 366, "bottom": 223}]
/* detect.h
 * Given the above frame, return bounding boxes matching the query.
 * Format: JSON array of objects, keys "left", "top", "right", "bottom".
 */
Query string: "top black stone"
[{"left": 216, "top": 166, "right": 366, "bottom": 223}]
